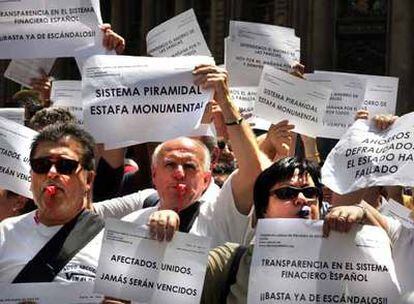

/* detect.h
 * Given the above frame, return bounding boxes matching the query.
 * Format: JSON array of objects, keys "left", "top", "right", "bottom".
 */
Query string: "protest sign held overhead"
[
  {"left": 305, "top": 72, "right": 366, "bottom": 139},
  {"left": 322, "top": 112, "right": 414, "bottom": 194},
  {"left": 82, "top": 55, "right": 214, "bottom": 149},
  {"left": 146, "top": 8, "right": 211, "bottom": 57},
  {"left": 95, "top": 218, "right": 211, "bottom": 304},
  {"left": 247, "top": 219, "right": 400, "bottom": 304},
  {"left": 229, "top": 86, "right": 270, "bottom": 130},
  {"left": 254, "top": 65, "right": 331, "bottom": 137},
  {"left": 0, "top": 117, "right": 38, "bottom": 199},
  {"left": 0, "top": 0, "right": 105, "bottom": 59},
  {"left": 226, "top": 21, "right": 300, "bottom": 86},
  {"left": 0, "top": 108, "right": 25, "bottom": 125},
  {"left": 51, "top": 80, "right": 83, "bottom": 125},
  {"left": 315, "top": 71, "right": 398, "bottom": 117},
  {"left": 4, "top": 58, "right": 55, "bottom": 88}
]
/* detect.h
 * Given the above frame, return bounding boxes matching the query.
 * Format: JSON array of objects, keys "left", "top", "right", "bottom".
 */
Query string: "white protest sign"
[
  {"left": 228, "top": 20, "right": 295, "bottom": 38},
  {"left": 147, "top": 9, "right": 211, "bottom": 57},
  {"left": 305, "top": 72, "right": 366, "bottom": 139},
  {"left": 380, "top": 198, "right": 414, "bottom": 229},
  {"left": 0, "top": 282, "right": 103, "bottom": 303},
  {"left": 248, "top": 218, "right": 400, "bottom": 304},
  {"left": 94, "top": 218, "right": 211, "bottom": 304},
  {"left": 254, "top": 65, "right": 330, "bottom": 137},
  {"left": 4, "top": 58, "right": 55, "bottom": 88},
  {"left": 82, "top": 55, "right": 214, "bottom": 148},
  {"left": 226, "top": 21, "right": 300, "bottom": 86},
  {"left": 51, "top": 80, "right": 83, "bottom": 125},
  {"left": 229, "top": 86, "right": 270, "bottom": 130},
  {"left": 0, "top": 0, "right": 105, "bottom": 59},
  {"left": 315, "top": 71, "right": 398, "bottom": 116},
  {"left": 0, "top": 108, "right": 25, "bottom": 125},
  {"left": 0, "top": 117, "right": 37, "bottom": 198},
  {"left": 322, "top": 112, "right": 414, "bottom": 194}
]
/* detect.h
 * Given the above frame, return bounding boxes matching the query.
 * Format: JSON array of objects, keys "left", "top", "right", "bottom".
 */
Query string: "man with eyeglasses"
[{"left": 0, "top": 123, "right": 104, "bottom": 283}]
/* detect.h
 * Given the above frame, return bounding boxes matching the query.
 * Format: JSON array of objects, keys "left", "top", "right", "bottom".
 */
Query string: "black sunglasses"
[
  {"left": 30, "top": 157, "right": 80, "bottom": 175},
  {"left": 269, "top": 186, "right": 319, "bottom": 200}
]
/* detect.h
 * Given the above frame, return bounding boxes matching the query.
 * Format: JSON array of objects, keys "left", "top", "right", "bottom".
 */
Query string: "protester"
[
  {"left": 0, "top": 108, "right": 78, "bottom": 222},
  {"left": 0, "top": 5, "right": 411, "bottom": 302},
  {"left": 95, "top": 64, "right": 271, "bottom": 247},
  {"left": 211, "top": 138, "right": 236, "bottom": 187},
  {"left": 0, "top": 188, "right": 33, "bottom": 222},
  {"left": 201, "top": 156, "right": 386, "bottom": 303},
  {"left": 0, "top": 123, "right": 104, "bottom": 282}
]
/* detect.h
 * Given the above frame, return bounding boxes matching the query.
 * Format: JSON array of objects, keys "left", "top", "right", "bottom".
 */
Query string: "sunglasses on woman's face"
[
  {"left": 269, "top": 186, "right": 319, "bottom": 201},
  {"left": 30, "top": 157, "right": 80, "bottom": 175}
]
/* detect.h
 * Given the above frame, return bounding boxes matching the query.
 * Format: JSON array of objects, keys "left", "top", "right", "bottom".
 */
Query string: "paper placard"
[
  {"left": 0, "top": 0, "right": 105, "bottom": 59},
  {"left": 82, "top": 55, "right": 214, "bottom": 148},
  {"left": 226, "top": 21, "right": 300, "bottom": 86},
  {"left": 305, "top": 72, "right": 366, "bottom": 139},
  {"left": 254, "top": 65, "right": 331, "bottom": 137},
  {"left": 4, "top": 58, "right": 55, "bottom": 88},
  {"left": 94, "top": 218, "right": 211, "bottom": 304},
  {"left": 315, "top": 71, "right": 398, "bottom": 116},
  {"left": 146, "top": 8, "right": 211, "bottom": 57},
  {"left": 247, "top": 218, "right": 400, "bottom": 304},
  {"left": 0, "top": 117, "right": 37, "bottom": 198},
  {"left": 322, "top": 112, "right": 414, "bottom": 194},
  {"left": 0, "top": 108, "right": 25, "bottom": 125}
]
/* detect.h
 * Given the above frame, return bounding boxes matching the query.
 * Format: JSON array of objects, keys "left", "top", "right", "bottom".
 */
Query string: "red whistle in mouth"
[
  {"left": 45, "top": 185, "right": 57, "bottom": 197},
  {"left": 175, "top": 184, "right": 187, "bottom": 213},
  {"left": 176, "top": 184, "right": 187, "bottom": 194}
]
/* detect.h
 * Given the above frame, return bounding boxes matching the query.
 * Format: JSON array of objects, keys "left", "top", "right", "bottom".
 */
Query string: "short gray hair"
[{"left": 152, "top": 137, "right": 211, "bottom": 171}]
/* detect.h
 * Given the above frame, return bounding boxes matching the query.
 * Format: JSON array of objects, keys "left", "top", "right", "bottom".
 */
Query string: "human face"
[
  {"left": 30, "top": 138, "right": 94, "bottom": 226},
  {"left": 152, "top": 138, "right": 211, "bottom": 211},
  {"left": 265, "top": 169, "right": 319, "bottom": 220},
  {"left": 0, "top": 189, "right": 24, "bottom": 222}
]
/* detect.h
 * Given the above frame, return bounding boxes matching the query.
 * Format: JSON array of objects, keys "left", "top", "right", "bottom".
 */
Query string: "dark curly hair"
[{"left": 29, "top": 107, "right": 76, "bottom": 131}]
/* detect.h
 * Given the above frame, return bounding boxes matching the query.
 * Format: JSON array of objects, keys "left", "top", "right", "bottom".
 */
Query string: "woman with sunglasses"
[{"left": 201, "top": 156, "right": 385, "bottom": 304}]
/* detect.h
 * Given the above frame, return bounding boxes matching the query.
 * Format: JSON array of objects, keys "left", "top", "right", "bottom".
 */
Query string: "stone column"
[{"left": 389, "top": 0, "right": 414, "bottom": 115}]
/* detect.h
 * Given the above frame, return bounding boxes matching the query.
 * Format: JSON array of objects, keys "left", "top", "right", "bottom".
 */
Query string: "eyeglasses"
[
  {"left": 269, "top": 186, "right": 319, "bottom": 200},
  {"left": 30, "top": 157, "right": 80, "bottom": 175}
]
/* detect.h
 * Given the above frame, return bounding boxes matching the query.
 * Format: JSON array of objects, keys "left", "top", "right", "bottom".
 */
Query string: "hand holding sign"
[
  {"left": 29, "top": 69, "right": 52, "bottom": 106},
  {"left": 100, "top": 24, "right": 125, "bottom": 55},
  {"left": 193, "top": 64, "right": 230, "bottom": 105},
  {"left": 148, "top": 209, "right": 180, "bottom": 242},
  {"left": 323, "top": 203, "right": 368, "bottom": 236},
  {"left": 374, "top": 113, "right": 398, "bottom": 131}
]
